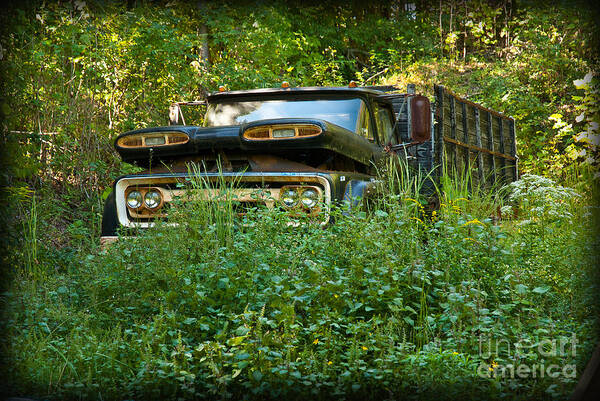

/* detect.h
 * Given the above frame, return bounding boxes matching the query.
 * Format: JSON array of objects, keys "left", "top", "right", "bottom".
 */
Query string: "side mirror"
[
  {"left": 169, "top": 104, "right": 180, "bottom": 125},
  {"left": 410, "top": 95, "right": 431, "bottom": 143}
]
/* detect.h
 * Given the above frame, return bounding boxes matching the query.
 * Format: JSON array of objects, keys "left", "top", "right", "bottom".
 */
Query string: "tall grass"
[
  {"left": 178, "top": 161, "right": 244, "bottom": 250},
  {"left": 437, "top": 159, "right": 507, "bottom": 219},
  {"left": 21, "top": 192, "right": 42, "bottom": 280}
]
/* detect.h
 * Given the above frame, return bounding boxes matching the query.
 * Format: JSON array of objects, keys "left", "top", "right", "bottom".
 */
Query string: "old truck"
[{"left": 100, "top": 83, "right": 518, "bottom": 245}]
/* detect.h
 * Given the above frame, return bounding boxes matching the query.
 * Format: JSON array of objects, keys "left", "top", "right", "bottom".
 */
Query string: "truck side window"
[
  {"left": 374, "top": 103, "right": 396, "bottom": 145},
  {"left": 357, "top": 102, "right": 374, "bottom": 142}
]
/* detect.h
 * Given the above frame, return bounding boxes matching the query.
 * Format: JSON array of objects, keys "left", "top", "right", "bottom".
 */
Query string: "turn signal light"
[
  {"left": 243, "top": 124, "right": 322, "bottom": 140},
  {"left": 117, "top": 132, "right": 190, "bottom": 148}
]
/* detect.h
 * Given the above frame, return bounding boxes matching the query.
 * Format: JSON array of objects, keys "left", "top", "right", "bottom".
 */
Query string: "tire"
[{"left": 101, "top": 191, "right": 119, "bottom": 237}]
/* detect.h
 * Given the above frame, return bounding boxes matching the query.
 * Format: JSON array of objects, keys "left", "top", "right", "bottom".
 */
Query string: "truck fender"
[{"left": 101, "top": 191, "right": 119, "bottom": 237}]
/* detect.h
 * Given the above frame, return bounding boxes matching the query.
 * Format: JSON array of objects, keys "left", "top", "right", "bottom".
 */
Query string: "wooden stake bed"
[{"left": 372, "top": 84, "right": 518, "bottom": 189}]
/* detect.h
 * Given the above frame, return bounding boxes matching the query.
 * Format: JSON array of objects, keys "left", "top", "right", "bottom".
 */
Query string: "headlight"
[
  {"left": 126, "top": 190, "right": 142, "bottom": 209},
  {"left": 281, "top": 188, "right": 298, "bottom": 208},
  {"left": 144, "top": 190, "right": 162, "bottom": 209},
  {"left": 300, "top": 188, "right": 319, "bottom": 208}
]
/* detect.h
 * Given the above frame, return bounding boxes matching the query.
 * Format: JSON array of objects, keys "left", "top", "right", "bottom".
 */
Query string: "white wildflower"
[
  {"left": 574, "top": 72, "right": 594, "bottom": 89},
  {"left": 502, "top": 174, "right": 579, "bottom": 224}
]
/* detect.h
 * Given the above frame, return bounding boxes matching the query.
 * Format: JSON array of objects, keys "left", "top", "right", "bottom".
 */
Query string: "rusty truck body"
[{"left": 100, "top": 84, "right": 518, "bottom": 245}]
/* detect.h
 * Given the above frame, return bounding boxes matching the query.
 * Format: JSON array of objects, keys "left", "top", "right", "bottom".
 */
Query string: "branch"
[{"left": 365, "top": 67, "right": 390, "bottom": 83}]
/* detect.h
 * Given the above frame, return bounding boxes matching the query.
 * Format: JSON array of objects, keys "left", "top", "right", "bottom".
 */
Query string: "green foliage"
[
  {"left": 2, "top": 168, "right": 598, "bottom": 399},
  {"left": 571, "top": 74, "right": 600, "bottom": 170},
  {"left": 1, "top": 1, "right": 599, "bottom": 399},
  {"left": 1, "top": 0, "right": 598, "bottom": 190}
]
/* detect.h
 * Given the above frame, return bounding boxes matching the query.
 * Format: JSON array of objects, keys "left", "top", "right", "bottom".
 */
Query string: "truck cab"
[{"left": 101, "top": 86, "right": 420, "bottom": 244}]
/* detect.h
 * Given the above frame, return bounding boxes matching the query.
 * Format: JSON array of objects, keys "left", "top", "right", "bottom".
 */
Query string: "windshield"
[{"left": 204, "top": 98, "right": 364, "bottom": 133}]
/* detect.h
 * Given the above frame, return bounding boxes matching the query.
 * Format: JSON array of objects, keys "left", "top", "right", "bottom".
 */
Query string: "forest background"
[{"left": 0, "top": 0, "right": 599, "bottom": 400}]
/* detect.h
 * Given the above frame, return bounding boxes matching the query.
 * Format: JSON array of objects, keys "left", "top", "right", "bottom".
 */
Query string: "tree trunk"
[
  {"left": 198, "top": 0, "right": 210, "bottom": 66},
  {"left": 439, "top": 0, "right": 443, "bottom": 57},
  {"left": 463, "top": 0, "right": 467, "bottom": 59}
]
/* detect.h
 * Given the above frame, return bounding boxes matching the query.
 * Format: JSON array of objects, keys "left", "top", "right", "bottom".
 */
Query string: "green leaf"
[
  {"left": 235, "top": 326, "right": 250, "bottom": 336},
  {"left": 227, "top": 336, "right": 246, "bottom": 346},
  {"left": 404, "top": 305, "right": 417, "bottom": 314},
  {"left": 515, "top": 284, "right": 528, "bottom": 294},
  {"left": 532, "top": 285, "right": 550, "bottom": 294},
  {"left": 375, "top": 210, "right": 388, "bottom": 217},
  {"left": 252, "top": 370, "right": 263, "bottom": 381},
  {"left": 101, "top": 187, "right": 113, "bottom": 201}
]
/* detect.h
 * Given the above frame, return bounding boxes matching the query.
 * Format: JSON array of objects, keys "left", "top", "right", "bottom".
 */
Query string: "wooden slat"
[
  {"left": 443, "top": 136, "right": 516, "bottom": 161},
  {"left": 498, "top": 117, "right": 507, "bottom": 182},
  {"left": 449, "top": 96, "right": 459, "bottom": 174},
  {"left": 486, "top": 111, "right": 497, "bottom": 186},
  {"left": 435, "top": 85, "right": 445, "bottom": 178},
  {"left": 461, "top": 102, "right": 470, "bottom": 172},
  {"left": 474, "top": 108, "right": 485, "bottom": 185},
  {"left": 509, "top": 119, "right": 518, "bottom": 181}
]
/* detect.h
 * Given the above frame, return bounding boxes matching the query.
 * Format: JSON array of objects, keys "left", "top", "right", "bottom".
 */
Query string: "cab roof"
[{"left": 206, "top": 86, "right": 400, "bottom": 103}]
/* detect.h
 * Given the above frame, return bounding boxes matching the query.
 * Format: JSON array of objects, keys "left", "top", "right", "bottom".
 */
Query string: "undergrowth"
[{"left": 1, "top": 166, "right": 598, "bottom": 400}]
